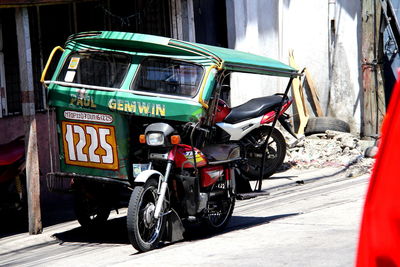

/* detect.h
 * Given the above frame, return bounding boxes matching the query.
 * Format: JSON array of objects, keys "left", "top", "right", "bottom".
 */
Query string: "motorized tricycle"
[{"left": 41, "top": 31, "right": 299, "bottom": 251}]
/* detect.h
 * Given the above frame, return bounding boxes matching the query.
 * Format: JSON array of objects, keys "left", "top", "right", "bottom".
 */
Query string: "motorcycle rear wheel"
[
  {"left": 205, "top": 181, "right": 235, "bottom": 232},
  {"left": 127, "top": 178, "right": 165, "bottom": 252},
  {"left": 240, "top": 126, "right": 286, "bottom": 180}
]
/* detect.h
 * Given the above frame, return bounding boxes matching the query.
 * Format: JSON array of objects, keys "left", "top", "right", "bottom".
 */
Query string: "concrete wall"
[{"left": 226, "top": 0, "right": 362, "bottom": 133}]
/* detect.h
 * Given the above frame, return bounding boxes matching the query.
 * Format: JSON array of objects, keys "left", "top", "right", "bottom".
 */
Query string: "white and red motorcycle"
[{"left": 214, "top": 93, "right": 295, "bottom": 181}]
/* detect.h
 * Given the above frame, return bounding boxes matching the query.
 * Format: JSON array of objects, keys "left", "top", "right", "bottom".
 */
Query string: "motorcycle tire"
[
  {"left": 74, "top": 193, "right": 110, "bottom": 228},
  {"left": 240, "top": 126, "right": 286, "bottom": 180},
  {"left": 204, "top": 180, "right": 235, "bottom": 232},
  {"left": 304, "top": 117, "right": 350, "bottom": 136},
  {"left": 127, "top": 178, "right": 166, "bottom": 252}
]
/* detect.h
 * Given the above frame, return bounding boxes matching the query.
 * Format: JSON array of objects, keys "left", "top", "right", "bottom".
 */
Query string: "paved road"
[{"left": 0, "top": 168, "right": 369, "bottom": 267}]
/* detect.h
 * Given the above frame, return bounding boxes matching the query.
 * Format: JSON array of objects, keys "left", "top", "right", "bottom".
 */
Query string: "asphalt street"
[{"left": 0, "top": 167, "right": 370, "bottom": 267}]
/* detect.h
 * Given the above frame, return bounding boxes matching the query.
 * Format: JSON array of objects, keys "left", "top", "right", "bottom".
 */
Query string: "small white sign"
[{"left": 64, "top": 71, "right": 76, "bottom": 82}]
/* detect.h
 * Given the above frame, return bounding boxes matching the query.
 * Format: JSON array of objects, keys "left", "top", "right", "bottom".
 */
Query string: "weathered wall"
[
  {"left": 326, "top": 1, "right": 361, "bottom": 133},
  {"left": 226, "top": 0, "right": 282, "bottom": 103},
  {"left": 226, "top": 0, "right": 362, "bottom": 133},
  {"left": 0, "top": 113, "right": 60, "bottom": 203}
]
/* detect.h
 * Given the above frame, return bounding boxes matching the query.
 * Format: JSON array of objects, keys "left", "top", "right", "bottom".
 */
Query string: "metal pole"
[{"left": 258, "top": 77, "right": 294, "bottom": 191}]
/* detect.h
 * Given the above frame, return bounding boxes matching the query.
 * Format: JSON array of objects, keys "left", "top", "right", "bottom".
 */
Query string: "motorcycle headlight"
[{"left": 146, "top": 132, "right": 165, "bottom": 146}]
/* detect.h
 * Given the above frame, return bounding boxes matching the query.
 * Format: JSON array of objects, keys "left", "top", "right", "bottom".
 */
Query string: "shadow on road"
[
  {"left": 267, "top": 175, "right": 298, "bottom": 180},
  {"left": 0, "top": 194, "right": 75, "bottom": 239},
  {"left": 0, "top": 210, "right": 29, "bottom": 238},
  {"left": 228, "top": 213, "right": 300, "bottom": 230},
  {"left": 53, "top": 217, "right": 130, "bottom": 245},
  {"left": 183, "top": 213, "right": 300, "bottom": 241},
  {"left": 52, "top": 212, "right": 300, "bottom": 247}
]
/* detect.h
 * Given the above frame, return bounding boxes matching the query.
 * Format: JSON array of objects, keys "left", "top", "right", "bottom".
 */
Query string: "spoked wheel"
[
  {"left": 205, "top": 180, "right": 235, "bottom": 232},
  {"left": 240, "top": 126, "right": 286, "bottom": 180},
  {"left": 74, "top": 193, "right": 111, "bottom": 228},
  {"left": 127, "top": 178, "right": 166, "bottom": 252}
]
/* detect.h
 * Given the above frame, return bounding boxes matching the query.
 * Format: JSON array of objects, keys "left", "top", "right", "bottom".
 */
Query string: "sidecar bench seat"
[
  {"left": 223, "top": 95, "right": 283, "bottom": 124},
  {"left": 202, "top": 144, "right": 240, "bottom": 165}
]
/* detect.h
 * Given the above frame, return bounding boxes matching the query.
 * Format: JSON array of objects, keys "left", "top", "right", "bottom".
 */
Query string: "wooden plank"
[
  {"left": 170, "top": 0, "right": 177, "bottom": 38},
  {"left": 0, "top": 0, "right": 97, "bottom": 7},
  {"left": 304, "top": 68, "right": 324, "bottom": 117},
  {"left": 15, "top": 7, "right": 42, "bottom": 235},
  {"left": 175, "top": 0, "right": 183, "bottom": 40},
  {"left": 169, "top": 0, "right": 184, "bottom": 40},
  {"left": 0, "top": 23, "right": 6, "bottom": 118},
  {"left": 0, "top": 53, "right": 6, "bottom": 118},
  {"left": 186, "top": 0, "right": 196, "bottom": 42},
  {"left": 289, "top": 50, "right": 309, "bottom": 135},
  {"left": 361, "top": 0, "right": 376, "bottom": 136},
  {"left": 375, "top": 0, "right": 386, "bottom": 132},
  {"left": 361, "top": 0, "right": 385, "bottom": 136}
]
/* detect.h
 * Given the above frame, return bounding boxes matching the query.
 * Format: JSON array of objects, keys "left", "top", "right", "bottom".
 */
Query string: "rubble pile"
[{"left": 282, "top": 130, "right": 376, "bottom": 177}]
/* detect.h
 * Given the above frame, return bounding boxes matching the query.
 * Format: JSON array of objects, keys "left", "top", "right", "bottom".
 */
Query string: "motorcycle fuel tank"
[{"left": 173, "top": 144, "right": 207, "bottom": 169}]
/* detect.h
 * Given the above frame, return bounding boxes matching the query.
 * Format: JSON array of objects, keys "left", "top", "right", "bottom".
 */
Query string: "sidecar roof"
[{"left": 66, "top": 31, "right": 298, "bottom": 77}]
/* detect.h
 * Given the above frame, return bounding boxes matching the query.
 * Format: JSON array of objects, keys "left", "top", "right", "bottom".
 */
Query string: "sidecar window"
[
  {"left": 131, "top": 57, "right": 203, "bottom": 97},
  {"left": 57, "top": 52, "right": 130, "bottom": 88}
]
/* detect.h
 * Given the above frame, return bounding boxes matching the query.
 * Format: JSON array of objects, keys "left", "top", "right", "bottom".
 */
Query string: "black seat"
[
  {"left": 223, "top": 95, "right": 283, "bottom": 124},
  {"left": 202, "top": 144, "right": 240, "bottom": 162}
]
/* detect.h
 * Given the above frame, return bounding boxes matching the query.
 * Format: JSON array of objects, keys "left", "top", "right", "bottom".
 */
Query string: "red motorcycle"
[
  {"left": 0, "top": 136, "right": 26, "bottom": 214},
  {"left": 127, "top": 122, "right": 240, "bottom": 252}
]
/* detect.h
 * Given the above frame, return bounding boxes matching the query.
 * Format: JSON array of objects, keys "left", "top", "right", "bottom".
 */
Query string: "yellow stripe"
[
  {"left": 199, "top": 65, "right": 216, "bottom": 109},
  {"left": 198, "top": 61, "right": 225, "bottom": 109}
]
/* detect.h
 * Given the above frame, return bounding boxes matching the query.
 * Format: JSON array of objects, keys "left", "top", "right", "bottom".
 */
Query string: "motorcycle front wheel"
[
  {"left": 127, "top": 178, "right": 165, "bottom": 252},
  {"left": 240, "top": 126, "right": 286, "bottom": 180}
]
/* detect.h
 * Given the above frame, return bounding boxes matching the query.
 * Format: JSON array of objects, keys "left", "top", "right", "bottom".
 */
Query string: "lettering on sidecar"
[
  {"left": 69, "top": 94, "right": 96, "bottom": 108},
  {"left": 61, "top": 121, "right": 119, "bottom": 170},
  {"left": 108, "top": 99, "right": 166, "bottom": 117},
  {"left": 64, "top": 110, "right": 113, "bottom": 124}
]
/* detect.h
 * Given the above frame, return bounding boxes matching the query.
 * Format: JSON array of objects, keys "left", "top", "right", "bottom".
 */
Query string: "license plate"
[{"left": 132, "top": 163, "right": 151, "bottom": 177}]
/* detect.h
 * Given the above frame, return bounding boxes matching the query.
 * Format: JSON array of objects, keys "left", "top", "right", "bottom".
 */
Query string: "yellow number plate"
[{"left": 61, "top": 121, "right": 119, "bottom": 170}]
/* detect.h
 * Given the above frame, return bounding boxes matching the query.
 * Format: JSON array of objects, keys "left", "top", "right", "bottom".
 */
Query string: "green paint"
[{"left": 46, "top": 30, "right": 297, "bottom": 181}]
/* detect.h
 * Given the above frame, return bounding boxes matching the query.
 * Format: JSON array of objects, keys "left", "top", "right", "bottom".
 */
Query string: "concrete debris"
[{"left": 282, "top": 130, "right": 376, "bottom": 177}]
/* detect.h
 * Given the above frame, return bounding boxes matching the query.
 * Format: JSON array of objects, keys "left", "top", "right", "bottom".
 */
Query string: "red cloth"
[
  {"left": 356, "top": 72, "right": 400, "bottom": 266},
  {"left": 0, "top": 138, "right": 24, "bottom": 165}
]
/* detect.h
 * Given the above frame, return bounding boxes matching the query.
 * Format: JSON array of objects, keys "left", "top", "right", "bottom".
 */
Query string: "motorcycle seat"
[
  {"left": 0, "top": 137, "right": 25, "bottom": 166},
  {"left": 202, "top": 144, "right": 240, "bottom": 162},
  {"left": 223, "top": 95, "right": 283, "bottom": 124}
]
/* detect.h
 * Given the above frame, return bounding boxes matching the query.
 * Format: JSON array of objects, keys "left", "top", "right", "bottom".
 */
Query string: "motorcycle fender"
[
  {"left": 216, "top": 116, "right": 262, "bottom": 141},
  {"left": 134, "top": 170, "right": 164, "bottom": 184}
]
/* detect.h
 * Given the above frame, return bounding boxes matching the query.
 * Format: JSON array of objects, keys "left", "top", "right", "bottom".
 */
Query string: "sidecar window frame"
[
  {"left": 130, "top": 56, "right": 205, "bottom": 99},
  {"left": 56, "top": 50, "right": 131, "bottom": 89}
]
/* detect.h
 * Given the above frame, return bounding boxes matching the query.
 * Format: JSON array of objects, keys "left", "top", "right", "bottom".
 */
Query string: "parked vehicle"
[
  {"left": 0, "top": 137, "right": 26, "bottom": 215},
  {"left": 215, "top": 94, "right": 295, "bottom": 180},
  {"left": 128, "top": 121, "right": 239, "bottom": 251},
  {"left": 41, "top": 31, "right": 299, "bottom": 249}
]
